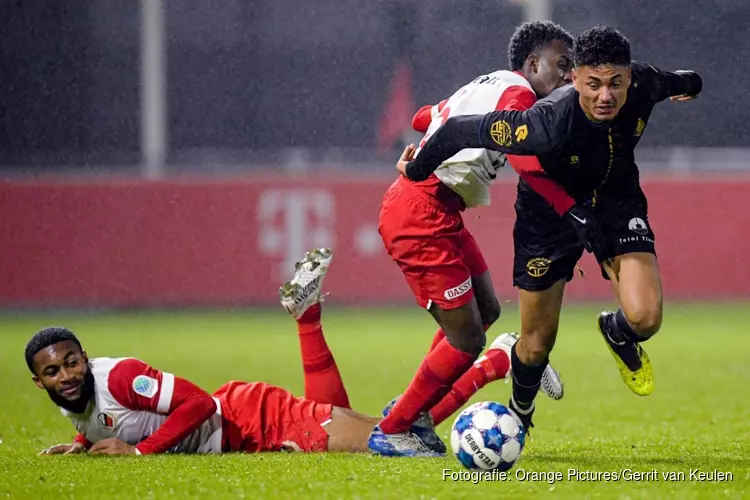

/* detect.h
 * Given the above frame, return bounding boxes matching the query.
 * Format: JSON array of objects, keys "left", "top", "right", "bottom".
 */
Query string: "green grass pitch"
[{"left": 0, "top": 304, "right": 748, "bottom": 499}]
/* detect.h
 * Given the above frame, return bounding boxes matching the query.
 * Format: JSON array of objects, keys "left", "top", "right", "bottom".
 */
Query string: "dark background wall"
[{"left": 1, "top": 0, "right": 746, "bottom": 167}]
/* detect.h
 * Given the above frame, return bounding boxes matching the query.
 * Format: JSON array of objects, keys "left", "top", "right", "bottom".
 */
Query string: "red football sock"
[
  {"left": 297, "top": 304, "right": 351, "bottom": 409},
  {"left": 379, "top": 339, "right": 476, "bottom": 434},
  {"left": 428, "top": 328, "right": 446, "bottom": 352},
  {"left": 429, "top": 346, "right": 511, "bottom": 426}
]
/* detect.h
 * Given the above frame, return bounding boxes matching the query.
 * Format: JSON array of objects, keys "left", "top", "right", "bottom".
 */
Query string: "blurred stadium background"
[{"left": 1, "top": 0, "right": 748, "bottom": 309}]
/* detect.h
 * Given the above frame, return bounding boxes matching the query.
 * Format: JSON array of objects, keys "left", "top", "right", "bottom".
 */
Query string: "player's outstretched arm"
[
  {"left": 633, "top": 62, "right": 703, "bottom": 103},
  {"left": 404, "top": 104, "right": 560, "bottom": 182}
]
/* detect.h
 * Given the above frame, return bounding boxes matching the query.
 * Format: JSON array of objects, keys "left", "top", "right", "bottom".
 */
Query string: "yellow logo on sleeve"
[
  {"left": 490, "top": 120, "right": 512, "bottom": 147},
  {"left": 634, "top": 118, "right": 646, "bottom": 137},
  {"left": 515, "top": 124, "right": 528, "bottom": 142}
]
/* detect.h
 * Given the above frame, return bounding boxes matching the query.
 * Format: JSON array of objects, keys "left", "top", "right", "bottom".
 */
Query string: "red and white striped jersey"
[
  {"left": 414, "top": 70, "right": 537, "bottom": 208},
  {"left": 62, "top": 357, "right": 223, "bottom": 454}
]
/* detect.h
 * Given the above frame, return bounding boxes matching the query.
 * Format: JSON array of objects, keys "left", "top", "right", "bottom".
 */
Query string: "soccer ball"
[{"left": 450, "top": 401, "right": 526, "bottom": 471}]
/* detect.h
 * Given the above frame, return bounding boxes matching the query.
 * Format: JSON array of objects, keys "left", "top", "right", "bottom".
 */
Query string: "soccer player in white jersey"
[
  {"left": 371, "top": 21, "right": 576, "bottom": 456},
  {"left": 30, "top": 249, "right": 527, "bottom": 457},
  {"left": 30, "top": 249, "right": 369, "bottom": 456}
]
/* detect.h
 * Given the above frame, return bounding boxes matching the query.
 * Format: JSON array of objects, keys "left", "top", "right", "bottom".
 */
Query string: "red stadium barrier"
[{"left": 1, "top": 175, "right": 748, "bottom": 307}]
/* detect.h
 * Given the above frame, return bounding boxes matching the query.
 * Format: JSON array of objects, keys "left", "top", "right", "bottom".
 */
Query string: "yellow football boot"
[{"left": 598, "top": 312, "right": 654, "bottom": 396}]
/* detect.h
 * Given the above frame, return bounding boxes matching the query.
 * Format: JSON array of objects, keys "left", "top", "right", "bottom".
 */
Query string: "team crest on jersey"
[
  {"left": 132, "top": 375, "right": 159, "bottom": 398},
  {"left": 515, "top": 124, "right": 528, "bottom": 142},
  {"left": 490, "top": 120, "right": 512, "bottom": 147},
  {"left": 97, "top": 412, "right": 115, "bottom": 429}
]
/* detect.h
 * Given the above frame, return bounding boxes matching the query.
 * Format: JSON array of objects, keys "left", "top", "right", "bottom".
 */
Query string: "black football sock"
[
  {"left": 602, "top": 310, "right": 643, "bottom": 371},
  {"left": 611, "top": 309, "right": 648, "bottom": 343},
  {"left": 510, "top": 343, "right": 547, "bottom": 410}
]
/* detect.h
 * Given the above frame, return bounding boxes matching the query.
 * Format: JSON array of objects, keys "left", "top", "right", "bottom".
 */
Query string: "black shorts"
[{"left": 513, "top": 187, "right": 656, "bottom": 292}]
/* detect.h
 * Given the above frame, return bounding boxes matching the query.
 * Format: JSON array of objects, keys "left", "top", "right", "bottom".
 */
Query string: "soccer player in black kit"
[{"left": 397, "top": 25, "right": 702, "bottom": 432}]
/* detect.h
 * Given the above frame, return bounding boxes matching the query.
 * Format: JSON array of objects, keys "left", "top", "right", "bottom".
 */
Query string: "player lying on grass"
[
  {"left": 31, "top": 249, "right": 524, "bottom": 457},
  {"left": 398, "top": 26, "right": 702, "bottom": 431}
]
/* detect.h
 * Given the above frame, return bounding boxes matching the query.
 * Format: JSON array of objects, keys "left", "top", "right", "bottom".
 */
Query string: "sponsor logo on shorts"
[
  {"left": 490, "top": 120, "right": 512, "bottom": 147},
  {"left": 628, "top": 217, "right": 649, "bottom": 236},
  {"left": 618, "top": 236, "right": 654, "bottom": 245},
  {"left": 570, "top": 213, "right": 586, "bottom": 224},
  {"left": 570, "top": 155, "right": 580, "bottom": 165},
  {"left": 526, "top": 257, "right": 552, "bottom": 278},
  {"left": 444, "top": 277, "right": 472, "bottom": 300}
]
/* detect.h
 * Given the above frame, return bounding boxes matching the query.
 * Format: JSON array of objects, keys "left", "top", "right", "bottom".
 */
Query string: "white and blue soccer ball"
[{"left": 450, "top": 401, "right": 526, "bottom": 471}]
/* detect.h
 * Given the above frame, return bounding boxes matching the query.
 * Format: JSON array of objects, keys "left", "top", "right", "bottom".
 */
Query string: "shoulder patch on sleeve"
[{"left": 132, "top": 375, "right": 159, "bottom": 398}]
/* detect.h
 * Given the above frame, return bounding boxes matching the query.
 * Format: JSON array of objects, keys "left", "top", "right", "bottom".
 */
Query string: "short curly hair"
[
  {"left": 508, "top": 21, "right": 574, "bottom": 71},
  {"left": 573, "top": 25, "right": 631, "bottom": 68},
  {"left": 25, "top": 326, "right": 82, "bottom": 374}
]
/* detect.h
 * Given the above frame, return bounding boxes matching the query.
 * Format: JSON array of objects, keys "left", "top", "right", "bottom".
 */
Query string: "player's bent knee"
[
  {"left": 469, "top": 330, "right": 488, "bottom": 355},
  {"left": 479, "top": 299, "right": 501, "bottom": 327},
  {"left": 518, "top": 327, "right": 556, "bottom": 365},
  {"left": 625, "top": 307, "right": 662, "bottom": 338},
  {"left": 472, "top": 272, "right": 502, "bottom": 327},
  {"left": 447, "top": 328, "right": 486, "bottom": 357},
  {"left": 435, "top": 301, "right": 486, "bottom": 356}
]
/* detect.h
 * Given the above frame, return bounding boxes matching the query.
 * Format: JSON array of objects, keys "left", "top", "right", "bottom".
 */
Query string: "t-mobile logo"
[{"left": 257, "top": 189, "right": 334, "bottom": 279}]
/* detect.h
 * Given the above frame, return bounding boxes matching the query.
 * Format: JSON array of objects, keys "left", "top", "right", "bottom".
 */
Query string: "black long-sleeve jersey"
[{"left": 406, "top": 62, "right": 703, "bottom": 203}]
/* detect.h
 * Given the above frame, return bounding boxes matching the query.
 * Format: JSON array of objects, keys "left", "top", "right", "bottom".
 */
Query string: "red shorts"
[
  {"left": 378, "top": 176, "right": 488, "bottom": 310},
  {"left": 214, "top": 381, "right": 332, "bottom": 453}
]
